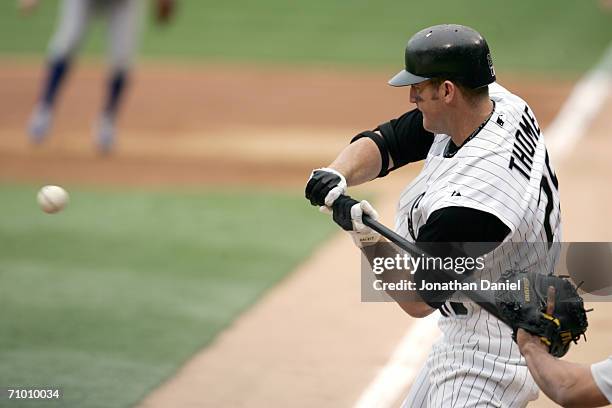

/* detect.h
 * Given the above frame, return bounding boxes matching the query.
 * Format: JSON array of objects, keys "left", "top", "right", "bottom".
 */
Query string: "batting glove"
[
  {"left": 332, "top": 195, "right": 381, "bottom": 248},
  {"left": 305, "top": 168, "right": 347, "bottom": 207}
]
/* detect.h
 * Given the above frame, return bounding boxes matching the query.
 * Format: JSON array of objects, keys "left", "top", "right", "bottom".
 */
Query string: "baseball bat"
[{"left": 361, "top": 214, "right": 512, "bottom": 326}]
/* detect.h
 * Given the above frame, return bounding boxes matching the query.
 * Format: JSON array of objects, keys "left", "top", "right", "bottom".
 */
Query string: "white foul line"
[
  {"left": 546, "top": 41, "right": 612, "bottom": 160},
  {"left": 353, "top": 313, "right": 440, "bottom": 408},
  {"left": 352, "top": 41, "right": 612, "bottom": 408}
]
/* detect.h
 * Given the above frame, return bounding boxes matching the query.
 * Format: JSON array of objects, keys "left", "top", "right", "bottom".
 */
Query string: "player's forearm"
[
  {"left": 522, "top": 344, "right": 605, "bottom": 407},
  {"left": 522, "top": 343, "right": 569, "bottom": 402},
  {"left": 396, "top": 301, "right": 435, "bottom": 317},
  {"left": 329, "top": 137, "right": 384, "bottom": 187},
  {"left": 360, "top": 242, "right": 434, "bottom": 317}
]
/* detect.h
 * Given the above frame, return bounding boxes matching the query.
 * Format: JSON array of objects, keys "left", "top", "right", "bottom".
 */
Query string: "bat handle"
[
  {"left": 362, "top": 214, "right": 422, "bottom": 257},
  {"left": 362, "top": 214, "right": 511, "bottom": 326}
]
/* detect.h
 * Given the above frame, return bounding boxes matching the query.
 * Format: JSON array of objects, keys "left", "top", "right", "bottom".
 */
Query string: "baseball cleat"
[
  {"left": 27, "top": 103, "right": 53, "bottom": 144},
  {"left": 95, "top": 113, "right": 116, "bottom": 155}
]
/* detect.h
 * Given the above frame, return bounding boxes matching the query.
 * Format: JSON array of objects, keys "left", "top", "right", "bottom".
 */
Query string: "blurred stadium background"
[{"left": 0, "top": 0, "right": 610, "bottom": 407}]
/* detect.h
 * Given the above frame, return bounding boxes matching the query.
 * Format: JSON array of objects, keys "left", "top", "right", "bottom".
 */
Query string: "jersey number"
[{"left": 539, "top": 150, "right": 559, "bottom": 246}]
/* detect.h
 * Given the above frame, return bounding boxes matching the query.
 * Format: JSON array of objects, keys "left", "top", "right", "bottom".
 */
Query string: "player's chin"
[
  {"left": 422, "top": 114, "right": 442, "bottom": 134},
  {"left": 422, "top": 116, "right": 434, "bottom": 133}
]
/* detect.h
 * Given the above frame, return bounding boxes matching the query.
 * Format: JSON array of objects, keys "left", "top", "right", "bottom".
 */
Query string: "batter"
[{"left": 306, "top": 24, "right": 562, "bottom": 407}]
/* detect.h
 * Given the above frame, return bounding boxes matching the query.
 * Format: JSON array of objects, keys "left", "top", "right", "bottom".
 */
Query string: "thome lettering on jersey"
[
  {"left": 508, "top": 105, "right": 541, "bottom": 180},
  {"left": 507, "top": 103, "right": 560, "bottom": 245}
]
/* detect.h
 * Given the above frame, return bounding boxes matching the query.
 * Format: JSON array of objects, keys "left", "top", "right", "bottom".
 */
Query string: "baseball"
[{"left": 37, "top": 185, "right": 69, "bottom": 214}]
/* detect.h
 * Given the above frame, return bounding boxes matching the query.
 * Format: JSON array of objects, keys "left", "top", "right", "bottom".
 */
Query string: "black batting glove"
[
  {"left": 332, "top": 195, "right": 360, "bottom": 231},
  {"left": 305, "top": 168, "right": 346, "bottom": 207}
]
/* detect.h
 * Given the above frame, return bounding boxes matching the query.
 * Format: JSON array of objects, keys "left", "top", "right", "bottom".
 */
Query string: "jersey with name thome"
[
  {"left": 392, "top": 82, "right": 562, "bottom": 372},
  {"left": 394, "top": 82, "right": 562, "bottom": 319},
  {"left": 374, "top": 83, "right": 558, "bottom": 407},
  {"left": 395, "top": 82, "right": 561, "bottom": 257}
]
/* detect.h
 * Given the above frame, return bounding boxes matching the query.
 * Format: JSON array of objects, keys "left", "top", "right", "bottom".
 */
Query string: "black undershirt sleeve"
[
  {"left": 417, "top": 207, "right": 510, "bottom": 243},
  {"left": 414, "top": 206, "right": 511, "bottom": 308},
  {"left": 351, "top": 108, "right": 434, "bottom": 178}
]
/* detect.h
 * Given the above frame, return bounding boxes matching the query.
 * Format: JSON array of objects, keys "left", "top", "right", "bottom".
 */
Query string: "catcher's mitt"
[{"left": 494, "top": 269, "right": 588, "bottom": 357}]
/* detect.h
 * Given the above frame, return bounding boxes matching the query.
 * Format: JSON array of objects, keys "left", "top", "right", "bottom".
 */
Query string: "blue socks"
[
  {"left": 41, "top": 57, "right": 70, "bottom": 107},
  {"left": 39, "top": 59, "right": 128, "bottom": 120},
  {"left": 104, "top": 70, "right": 128, "bottom": 117}
]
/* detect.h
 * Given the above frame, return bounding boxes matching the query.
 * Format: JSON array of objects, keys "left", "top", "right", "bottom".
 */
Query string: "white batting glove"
[
  {"left": 349, "top": 200, "right": 381, "bottom": 247},
  {"left": 323, "top": 198, "right": 381, "bottom": 248}
]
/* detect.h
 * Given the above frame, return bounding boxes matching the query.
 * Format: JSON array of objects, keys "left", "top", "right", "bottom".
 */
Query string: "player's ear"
[{"left": 442, "top": 80, "right": 455, "bottom": 103}]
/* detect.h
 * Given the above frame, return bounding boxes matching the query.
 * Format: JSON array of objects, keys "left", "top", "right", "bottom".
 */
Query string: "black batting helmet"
[{"left": 389, "top": 24, "right": 496, "bottom": 89}]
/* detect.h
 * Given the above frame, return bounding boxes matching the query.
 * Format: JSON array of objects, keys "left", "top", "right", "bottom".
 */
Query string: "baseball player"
[
  {"left": 306, "top": 24, "right": 562, "bottom": 407},
  {"left": 21, "top": 0, "right": 175, "bottom": 154}
]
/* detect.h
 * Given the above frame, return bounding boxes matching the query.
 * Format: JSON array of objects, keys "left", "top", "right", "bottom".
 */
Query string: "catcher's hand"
[
  {"left": 516, "top": 287, "right": 556, "bottom": 352},
  {"left": 495, "top": 270, "right": 588, "bottom": 358},
  {"left": 155, "top": 0, "right": 175, "bottom": 24}
]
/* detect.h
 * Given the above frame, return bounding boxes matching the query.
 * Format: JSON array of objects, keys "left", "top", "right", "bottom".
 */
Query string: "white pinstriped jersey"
[{"left": 397, "top": 83, "right": 562, "bottom": 407}]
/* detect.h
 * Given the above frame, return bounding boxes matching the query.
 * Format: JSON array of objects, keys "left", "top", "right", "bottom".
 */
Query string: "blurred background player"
[{"left": 20, "top": 0, "right": 175, "bottom": 154}]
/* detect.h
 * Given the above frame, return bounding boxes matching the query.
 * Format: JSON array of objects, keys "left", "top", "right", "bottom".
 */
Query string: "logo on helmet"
[{"left": 487, "top": 53, "right": 496, "bottom": 77}]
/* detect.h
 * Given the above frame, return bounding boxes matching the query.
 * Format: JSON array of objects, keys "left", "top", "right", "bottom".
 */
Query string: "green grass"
[
  {"left": 0, "top": 185, "right": 336, "bottom": 407},
  {"left": 0, "top": 0, "right": 610, "bottom": 72}
]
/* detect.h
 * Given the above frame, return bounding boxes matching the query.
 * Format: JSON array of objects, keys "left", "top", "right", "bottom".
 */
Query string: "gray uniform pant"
[{"left": 48, "top": 0, "right": 142, "bottom": 71}]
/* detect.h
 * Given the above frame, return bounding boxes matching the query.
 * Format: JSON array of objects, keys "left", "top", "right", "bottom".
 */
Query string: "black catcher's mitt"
[{"left": 494, "top": 269, "right": 588, "bottom": 357}]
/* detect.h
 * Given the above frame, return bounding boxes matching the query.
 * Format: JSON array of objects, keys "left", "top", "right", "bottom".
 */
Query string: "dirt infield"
[
  {"left": 4, "top": 59, "right": 605, "bottom": 407},
  {"left": 0, "top": 60, "right": 573, "bottom": 188}
]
